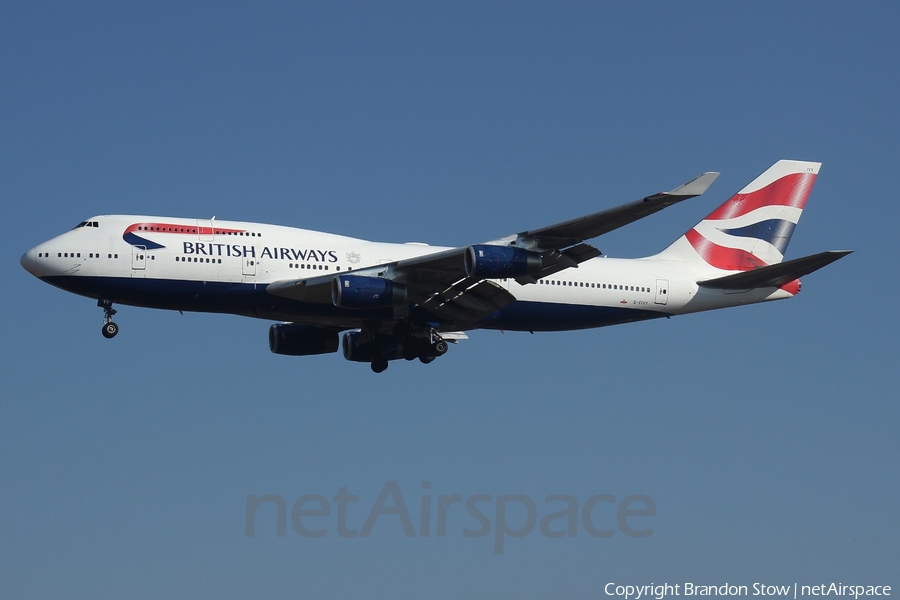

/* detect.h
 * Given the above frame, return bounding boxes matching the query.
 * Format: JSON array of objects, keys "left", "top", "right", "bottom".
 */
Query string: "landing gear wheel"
[
  {"left": 102, "top": 321, "right": 119, "bottom": 339},
  {"left": 371, "top": 357, "right": 389, "bottom": 373},
  {"left": 419, "top": 355, "right": 435, "bottom": 364},
  {"left": 98, "top": 299, "right": 119, "bottom": 339},
  {"left": 432, "top": 340, "right": 448, "bottom": 356}
]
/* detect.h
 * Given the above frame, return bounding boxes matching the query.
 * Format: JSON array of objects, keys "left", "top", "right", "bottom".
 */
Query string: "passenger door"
[
  {"left": 131, "top": 245, "right": 146, "bottom": 277},
  {"left": 242, "top": 257, "right": 257, "bottom": 278},
  {"left": 655, "top": 279, "right": 669, "bottom": 305}
]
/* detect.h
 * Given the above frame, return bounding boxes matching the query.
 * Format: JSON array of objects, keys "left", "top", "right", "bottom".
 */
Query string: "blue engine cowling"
[
  {"left": 269, "top": 324, "right": 340, "bottom": 356},
  {"left": 342, "top": 330, "right": 405, "bottom": 362},
  {"left": 332, "top": 275, "right": 407, "bottom": 309},
  {"left": 465, "top": 245, "right": 542, "bottom": 278}
]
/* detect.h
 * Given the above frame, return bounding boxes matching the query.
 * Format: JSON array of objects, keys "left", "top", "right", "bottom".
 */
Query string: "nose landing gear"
[{"left": 98, "top": 299, "right": 119, "bottom": 339}]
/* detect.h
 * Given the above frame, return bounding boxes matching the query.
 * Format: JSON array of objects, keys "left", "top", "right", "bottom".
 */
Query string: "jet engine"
[
  {"left": 465, "top": 244, "right": 542, "bottom": 278},
  {"left": 331, "top": 275, "right": 407, "bottom": 309},
  {"left": 342, "top": 330, "right": 405, "bottom": 362},
  {"left": 268, "top": 323, "right": 340, "bottom": 356}
]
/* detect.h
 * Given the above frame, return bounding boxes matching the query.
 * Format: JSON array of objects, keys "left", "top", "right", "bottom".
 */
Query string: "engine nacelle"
[
  {"left": 268, "top": 323, "right": 339, "bottom": 356},
  {"left": 332, "top": 275, "right": 407, "bottom": 309},
  {"left": 465, "top": 244, "right": 542, "bottom": 278},
  {"left": 342, "top": 330, "right": 405, "bottom": 362}
]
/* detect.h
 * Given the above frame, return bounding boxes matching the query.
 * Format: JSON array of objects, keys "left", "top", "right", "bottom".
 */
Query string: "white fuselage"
[{"left": 21, "top": 214, "right": 794, "bottom": 333}]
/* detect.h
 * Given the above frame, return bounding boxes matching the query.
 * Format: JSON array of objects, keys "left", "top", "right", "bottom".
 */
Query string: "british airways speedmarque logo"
[
  {"left": 122, "top": 223, "right": 247, "bottom": 250},
  {"left": 686, "top": 171, "right": 814, "bottom": 271},
  {"left": 123, "top": 223, "right": 340, "bottom": 263}
]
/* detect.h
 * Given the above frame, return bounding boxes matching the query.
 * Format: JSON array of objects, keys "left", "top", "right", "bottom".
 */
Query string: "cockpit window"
[{"left": 73, "top": 221, "right": 100, "bottom": 229}]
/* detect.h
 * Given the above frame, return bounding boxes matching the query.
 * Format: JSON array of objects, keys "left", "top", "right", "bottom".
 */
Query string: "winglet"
[{"left": 665, "top": 172, "right": 719, "bottom": 198}]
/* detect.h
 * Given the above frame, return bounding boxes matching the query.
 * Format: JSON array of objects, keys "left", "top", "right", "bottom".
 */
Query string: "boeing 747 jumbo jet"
[{"left": 21, "top": 160, "right": 849, "bottom": 372}]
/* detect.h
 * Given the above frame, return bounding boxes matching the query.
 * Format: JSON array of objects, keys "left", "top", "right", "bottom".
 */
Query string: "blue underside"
[{"left": 42, "top": 276, "right": 663, "bottom": 332}]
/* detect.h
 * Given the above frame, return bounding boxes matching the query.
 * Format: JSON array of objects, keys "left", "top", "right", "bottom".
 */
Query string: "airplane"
[{"left": 20, "top": 159, "right": 850, "bottom": 373}]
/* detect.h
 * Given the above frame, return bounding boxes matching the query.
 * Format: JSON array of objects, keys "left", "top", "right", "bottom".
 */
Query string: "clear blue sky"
[{"left": 2, "top": 2, "right": 897, "bottom": 598}]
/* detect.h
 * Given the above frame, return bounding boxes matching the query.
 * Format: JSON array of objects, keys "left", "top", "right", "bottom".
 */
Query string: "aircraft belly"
[
  {"left": 40, "top": 275, "right": 396, "bottom": 326},
  {"left": 476, "top": 300, "right": 664, "bottom": 332}
]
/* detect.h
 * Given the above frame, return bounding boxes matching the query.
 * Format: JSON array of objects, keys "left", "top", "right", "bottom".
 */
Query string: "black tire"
[
  {"left": 432, "top": 340, "right": 448, "bottom": 356},
  {"left": 371, "top": 358, "right": 389, "bottom": 373},
  {"left": 419, "top": 355, "right": 435, "bottom": 364},
  {"left": 102, "top": 321, "right": 119, "bottom": 339}
]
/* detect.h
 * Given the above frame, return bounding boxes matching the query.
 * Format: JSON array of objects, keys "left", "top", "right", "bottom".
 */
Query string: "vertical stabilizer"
[{"left": 655, "top": 160, "right": 821, "bottom": 271}]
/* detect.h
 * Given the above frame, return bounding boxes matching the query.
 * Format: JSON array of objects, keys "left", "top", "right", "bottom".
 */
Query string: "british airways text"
[{"left": 183, "top": 242, "right": 338, "bottom": 262}]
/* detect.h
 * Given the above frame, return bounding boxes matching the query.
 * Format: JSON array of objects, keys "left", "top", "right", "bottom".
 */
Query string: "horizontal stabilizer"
[{"left": 698, "top": 250, "right": 852, "bottom": 290}]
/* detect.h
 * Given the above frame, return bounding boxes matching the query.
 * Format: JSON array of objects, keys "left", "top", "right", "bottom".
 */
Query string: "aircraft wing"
[
  {"left": 267, "top": 170, "right": 718, "bottom": 328},
  {"left": 471, "top": 170, "right": 719, "bottom": 284},
  {"left": 504, "top": 171, "right": 719, "bottom": 251},
  {"left": 387, "top": 169, "right": 719, "bottom": 287}
]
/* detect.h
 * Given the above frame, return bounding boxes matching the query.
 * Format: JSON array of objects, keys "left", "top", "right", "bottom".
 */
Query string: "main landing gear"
[
  {"left": 369, "top": 335, "right": 448, "bottom": 373},
  {"left": 98, "top": 299, "right": 119, "bottom": 339},
  {"left": 344, "top": 324, "right": 453, "bottom": 373}
]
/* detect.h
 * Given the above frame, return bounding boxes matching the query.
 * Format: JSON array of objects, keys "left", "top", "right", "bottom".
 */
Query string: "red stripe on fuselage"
[{"left": 124, "top": 223, "right": 246, "bottom": 236}]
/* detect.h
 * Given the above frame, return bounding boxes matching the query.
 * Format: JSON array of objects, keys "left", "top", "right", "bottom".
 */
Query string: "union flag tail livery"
[
  {"left": 20, "top": 159, "right": 850, "bottom": 373},
  {"left": 657, "top": 160, "right": 820, "bottom": 272}
]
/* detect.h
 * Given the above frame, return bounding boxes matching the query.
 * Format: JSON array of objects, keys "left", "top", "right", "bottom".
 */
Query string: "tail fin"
[{"left": 655, "top": 160, "right": 821, "bottom": 271}]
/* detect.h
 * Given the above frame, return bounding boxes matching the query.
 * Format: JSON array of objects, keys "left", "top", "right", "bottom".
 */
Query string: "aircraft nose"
[{"left": 20, "top": 248, "right": 36, "bottom": 276}]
